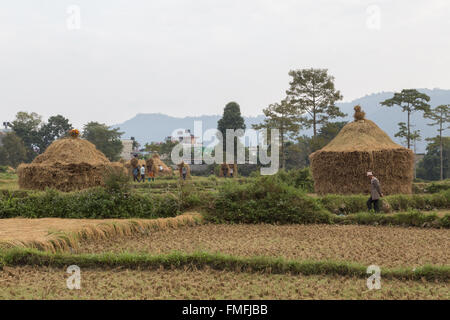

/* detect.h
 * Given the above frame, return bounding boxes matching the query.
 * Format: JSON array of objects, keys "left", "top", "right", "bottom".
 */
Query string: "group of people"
[{"left": 132, "top": 165, "right": 155, "bottom": 183}]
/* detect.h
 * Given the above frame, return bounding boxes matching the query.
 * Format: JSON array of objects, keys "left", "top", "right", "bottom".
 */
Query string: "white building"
[{"left": 120, "top": 139, "right": 134, "bottom": 160}]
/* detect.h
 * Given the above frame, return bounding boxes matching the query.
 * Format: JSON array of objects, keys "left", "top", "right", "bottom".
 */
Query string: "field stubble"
[
  {"left": 78, "top": 224, "right": 450, "bottom": 268},
  {"left": 0, "top": 266, "right": 447, "bottom": 300}
]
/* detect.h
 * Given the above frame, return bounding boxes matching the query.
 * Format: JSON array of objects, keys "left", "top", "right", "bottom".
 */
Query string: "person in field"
[
  {"left": 133, "top": 166, "right": 139, "bottom": 182},
  {"left": 182, "top": 166, "right": 187, "bottom": 180},
  {"left": 148, "top": 169, "right": 155, "bottom": 182},
  {"left": 140, "top": 165, "right": 146, "bottom": 182},
  {"left": 366, "top": 171, "right": 383, "bottom": 213}
]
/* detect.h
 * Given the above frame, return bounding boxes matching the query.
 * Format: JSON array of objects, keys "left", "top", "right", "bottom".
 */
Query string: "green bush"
[
  {"left": 103, "top": 167, "right": 131, "bottom": 193},
  {"left": 273, "top": 168, "right": 314, "bottom": 192},
  {"left": 333, "top": 210, "right": 448, "bottom": 228},
  {"left": 319, "top": 194, "right": 368, "bottom": 214},
  {"left": 413, "top": 180, "right": 450, "bottom": 194},
  {"left": 386, "top": 190, "right": 449, "bottom": 211},
  {"left": 0, "top": 187, "right": 180, "bottom": 219},
  {"left": 317, "top": 190, "right": 449, "bottom": 214},
  {"left": 205, "top": 176, "right": 331, "bottom": 224}
]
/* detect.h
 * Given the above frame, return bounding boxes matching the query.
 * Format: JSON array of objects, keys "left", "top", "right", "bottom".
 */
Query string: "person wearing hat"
[{"left": 366, "top": 172, "right": 383, "bottom": 213}]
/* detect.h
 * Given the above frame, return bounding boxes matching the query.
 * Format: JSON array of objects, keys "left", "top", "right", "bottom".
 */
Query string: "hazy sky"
[{"left": 1, "top": 0, "right": 449, "bottom": 128}]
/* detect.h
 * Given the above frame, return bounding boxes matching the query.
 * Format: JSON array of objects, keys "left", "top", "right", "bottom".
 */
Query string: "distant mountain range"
[{"left": 113, "top": 88, "right": 450, "bottom": 153}]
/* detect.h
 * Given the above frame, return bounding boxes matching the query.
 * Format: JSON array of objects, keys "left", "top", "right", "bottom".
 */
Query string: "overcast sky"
[{"left": 1, "top": 0, "right": 449, "bottom": 128}]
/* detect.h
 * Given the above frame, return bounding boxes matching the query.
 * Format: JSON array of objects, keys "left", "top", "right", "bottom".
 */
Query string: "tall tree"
[
  {"left": 380, "top": 89, "right": 430, "bottom": 149},
  {"left": 394, "top": 122, "right": 421, "bottom": 148},
  {"left": 416, "top": 137, "right": 450, "bottom": 181},
  {"left": 253, "top": 99, "right": 301, "bottom": 169},
  {"left": 9, "top": 112, "right": 42, "bottom": 161},
  {"left": 424, "top": 104, "right": 449, "bottom": 180},
  {"left": 284, "top": 137, "right": 312, "bottom": 170},
  {"left": 82, "top": 122, "right": 124, "bottom": 161},
  {"left": 0, "top": 132, "right": 28, "bottom": 167},
  {"left": 286, "top": 68, "right": 344, "bottom": 137},
  {"left": 310, "top": 121, "right": 347, "bottom": 152},
  {"left": 38, "top": 115, "right": 73, "bottom": 152},
  {"left": 217, "top": 102, "right": 246, "bottom": 164}
]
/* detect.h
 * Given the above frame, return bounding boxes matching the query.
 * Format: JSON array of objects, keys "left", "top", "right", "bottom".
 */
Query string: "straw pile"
[
  {"left": 146, "top": 154, "right": 173, "bottom": 177},
  {"left": 309, "top": 108, "right": 414, "bottom": 195},
  {"left": 0, "top": 213, "right": 203, "bottom": 252},
  {"left": 125, "top": 158, "right": 146, "bottom": 175},
  {"left": 17, "top": 136, "right": 125, "bottom": 192},
  {"left": 219, "top": 163, "right": 238, "bottom": 177}
]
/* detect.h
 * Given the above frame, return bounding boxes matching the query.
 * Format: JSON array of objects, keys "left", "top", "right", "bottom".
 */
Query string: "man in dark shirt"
[{"left": 366, "top": 171, "right": 383, "bottom": 213}]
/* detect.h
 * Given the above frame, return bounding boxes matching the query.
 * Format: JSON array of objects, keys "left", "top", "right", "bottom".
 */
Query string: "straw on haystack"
[
  {"left": 124, "top": 158, "right": 146, "bottom": 175},
  {"left": 309, "top": 106, "right": 414, "bottom": 195},
  {"left": 177, "top": 161, "right": 191, "bottom": 179},
  {"left": 146, "top": 154, "right": 173, "bottom": 177},
  {"left": 219, "top": 163, "right": 238, "bottom": 177},
  {"left": 17, "top": 132, "right": 126, "bottom": 192},
  {"left": 219, "top": 163, "right": 229, "bottom": 177}
]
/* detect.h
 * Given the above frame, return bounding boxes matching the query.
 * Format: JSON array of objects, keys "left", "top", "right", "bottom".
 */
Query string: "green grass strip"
[{"left": 0, "top": 248, "right": 448, "bottom": 282}]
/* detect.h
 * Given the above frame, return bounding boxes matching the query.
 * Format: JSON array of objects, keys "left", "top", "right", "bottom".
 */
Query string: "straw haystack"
[
  {"left": 309, "top": 108, "right": 414, "bottom": 195},
  {"left": 219, "top": 163, "right": 238, "bottom": 177},
  {"left": 146, "top": 154, "right": 173, "bottom": 177},
  {"left": 125, "top": 158, "right": 146, "bottom": 175},
  {"left": 17, "top": 136, "right": 125, "bottom": 192}
]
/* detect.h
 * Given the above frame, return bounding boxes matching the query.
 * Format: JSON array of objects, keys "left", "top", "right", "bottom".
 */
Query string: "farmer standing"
[
  {"left": 140, "top": 165, "right": 146, "bottom": 182},
  {"left": 366, "top": 172, "right": 383, "bottom": 213},
  {"left": 181, "top": 165, "right": 187, "bottom": 180},
  {"left": 133, "top": 166, "right": 139, "bottom": 182}
]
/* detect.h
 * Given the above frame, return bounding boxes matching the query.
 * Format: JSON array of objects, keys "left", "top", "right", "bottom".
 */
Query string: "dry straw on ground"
[
  {"left": 146, "top": 154, "right": 173, "bottom": 177},
  {"left": 17, "top": 137, "right": 126, "bottom": 192},
  {"left": 0, "top": 213, "right": 202, "bottom": 252},
  {"left": 310, "top": 107, "right": 414, "bottom": 195}
]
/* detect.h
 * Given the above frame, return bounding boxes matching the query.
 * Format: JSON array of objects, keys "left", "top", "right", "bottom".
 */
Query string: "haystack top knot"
[
  {"left": 69, "top": 129, "right": 80, "bottom": 138},
  {"left": 353, "top": 105, "right": 366, "bottom": 121}
]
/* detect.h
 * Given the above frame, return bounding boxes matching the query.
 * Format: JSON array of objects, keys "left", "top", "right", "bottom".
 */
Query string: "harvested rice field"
[
  {"left": 78, "top": 224, "right": 450, "bottom": 268},
  {"left": 0, "top": 266, "right": 448, "bottom": 300}
]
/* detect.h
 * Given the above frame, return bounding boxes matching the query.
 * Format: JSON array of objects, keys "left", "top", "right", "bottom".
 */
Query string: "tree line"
[{"left": 0, "top": 113, "right": 124, "bottom": 167}]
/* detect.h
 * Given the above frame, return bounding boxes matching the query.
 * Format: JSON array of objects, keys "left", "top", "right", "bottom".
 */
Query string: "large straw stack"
[
  {"left": 125, "top": 158, "right": 146, "bottom": 175},
  {"left": 219, "top": 163, "right": 238, "bottom": 177},
  {"left": 309, "top": 107, "right": 414, "bottom": 195},
  {"left": 17, "top": 136, "right": 125, "bottom": 192},
  {"left": 146, "top": 154, "right": 173, "bottom": 177}
]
